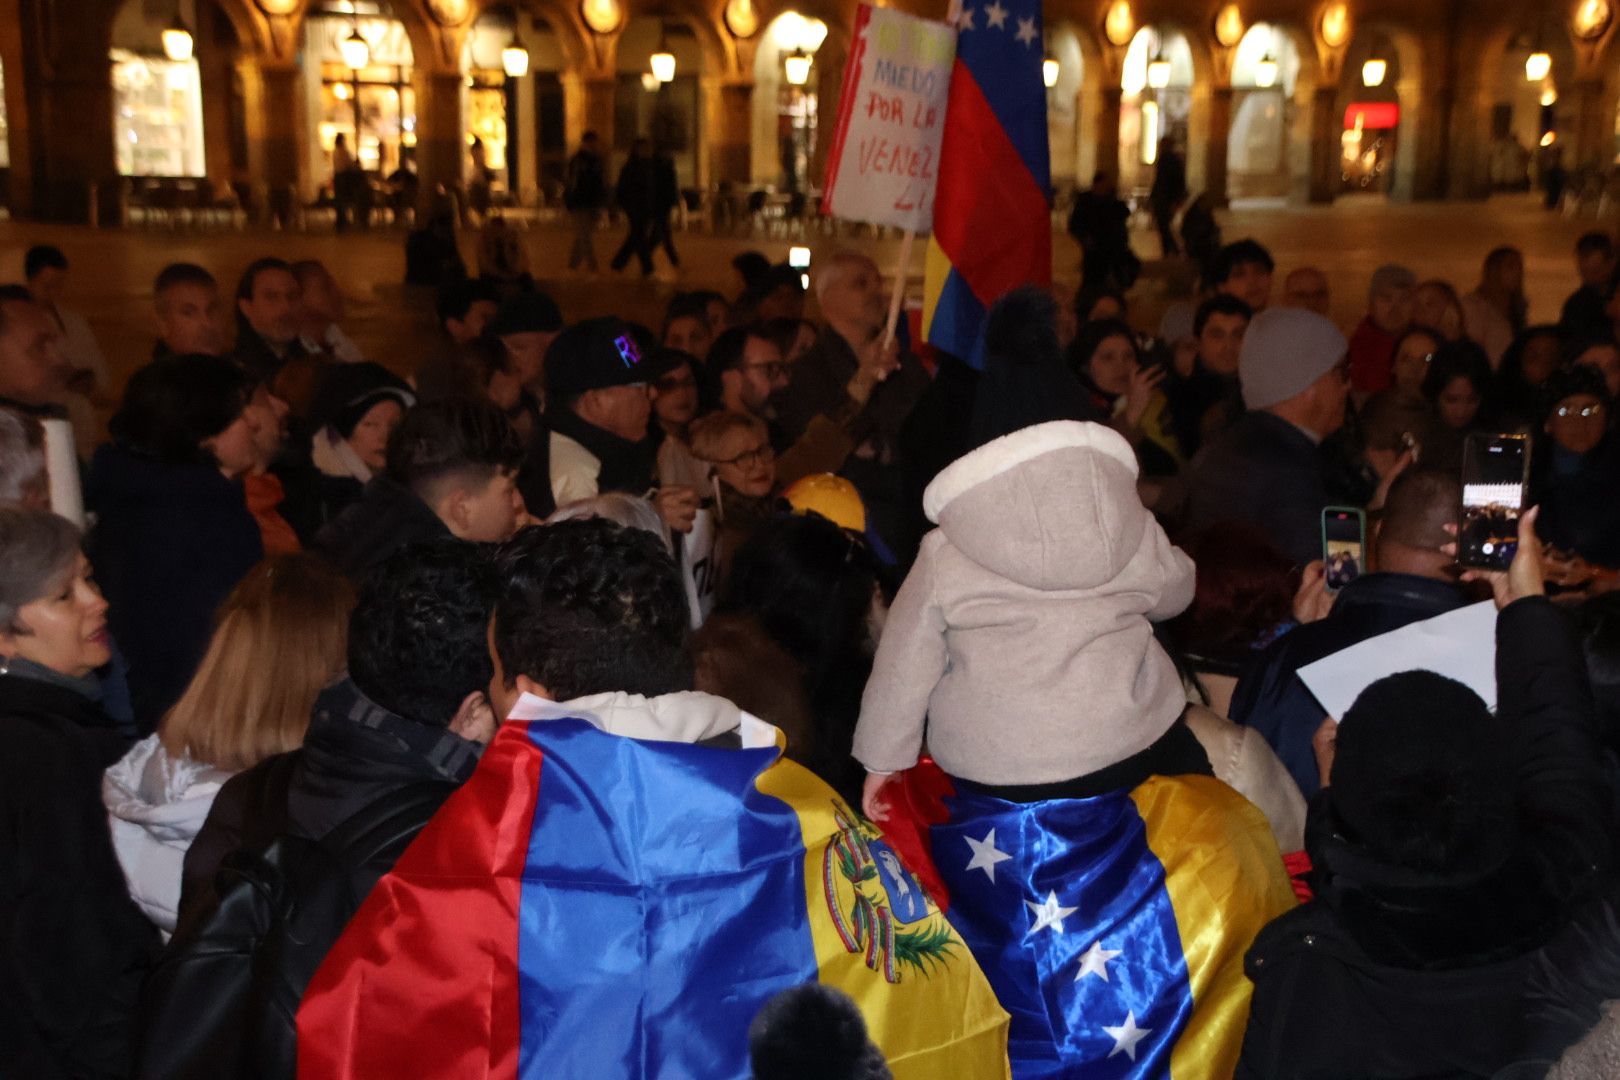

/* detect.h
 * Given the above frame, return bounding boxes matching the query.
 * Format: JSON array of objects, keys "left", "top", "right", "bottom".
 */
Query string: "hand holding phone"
[
  {"left": 1457, "top": 433, "right": 1531, "bottom": 571},
  {"left": 1321, "top": 507, "right": 1366, "bottom": 592}
]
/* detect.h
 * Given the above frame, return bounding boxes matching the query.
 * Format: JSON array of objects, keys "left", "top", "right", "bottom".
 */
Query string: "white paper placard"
[
  {"left": 40, "top": 417, "right": 84, "bottom": 526},
  {"left": 1298, "top": 601, "right": 1499, "bottom": 721}
]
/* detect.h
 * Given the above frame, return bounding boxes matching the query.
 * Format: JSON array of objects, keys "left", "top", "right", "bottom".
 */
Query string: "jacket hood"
[
  {"left": 507, "top": 689, "right": 778, "bottom": 749},
  {"left": 921, "top": 420, "right": 1147, "bottom": 590},
  {"left": 102, "top": 734, "right": 231, "bottom": 840}
]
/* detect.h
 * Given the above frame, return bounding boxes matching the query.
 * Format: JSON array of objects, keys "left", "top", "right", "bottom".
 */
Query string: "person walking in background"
[
  {"left": 1150, "top": 136, "right": 1188, "bottom": 258},
  {"left": 648, "top": 145, "right": 682, "bottom": 270},
  {"left": 610, "top": 139, "right": 659, "bottom": 277},
  {"left": 564, "top": 131, "right": 608, "bottom": 273},
  {"left": 1067, "top": 172, "right": 1137, "bottom": 296}
]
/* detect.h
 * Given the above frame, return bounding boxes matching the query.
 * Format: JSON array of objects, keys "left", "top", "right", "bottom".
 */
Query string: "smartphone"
[
  {"left": 789, "top": 246, "right": 811, "bottom": 291},
  {"left": 1321, "top": 507, "right": 1366, "bottom": 592},
  {"left": 1457, "top": 433, "right": 1531, "bottom": 570}
]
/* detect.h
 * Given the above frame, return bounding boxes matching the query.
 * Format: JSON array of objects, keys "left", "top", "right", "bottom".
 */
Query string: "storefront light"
[
  {"left": 1361, "top": 58, "right": 1387, "bottom": 87},
  {"left": 1043, "top": 56, "right": 1060, "bottom": 88},
  {"left": 333, "top": 81, "right": 353, "bottom": 101},
  {"left": 650, "top": 50, "right": 676, "bottom": 82},
  {"left": 502, "top": 35, "right": 531, "bottom": 78},
  {"left": 640, "top": 71, "right": 660, "bottom": 92},
  {"left": 1541, "top": 84, "right": 1559, "bottom": 107},
  {"left": 783, "top": 48, "right": 812, "bottom": 86},
  {"left": 162, "top": 16, "right": 194, "bottom": 62},
  {"left": 1525, "top": 50, "right": 1552, "bottom": 82},
  {"left": 340, "top": 27, "right": 371, "bottom": 71},
  {"left": 799, "top": 17, "right": 829, "bottom": 52},
  {"left": 1254, "top": 55, "right": 1278, "bottom": 87},
  {"left": 1540, "top": 130, "right": 1557, "bottom": 147}
]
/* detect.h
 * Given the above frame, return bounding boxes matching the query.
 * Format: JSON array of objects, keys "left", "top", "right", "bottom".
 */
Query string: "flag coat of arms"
[
  {"left": 880, "top": 762, "right": 1297, "bottom": 1078},
  {"left": 922, "top": 0, "right": 1053, "bottom": 368},
  {"left": 296, "top": 714, "right": 1012, "bottom": 1079}
]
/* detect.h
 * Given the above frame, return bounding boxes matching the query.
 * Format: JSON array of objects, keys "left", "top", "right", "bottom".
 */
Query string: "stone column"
[
  {"left": 1307, "top": 84, "right": 1338, "bottom": 204},
  {"left": 416, "top": 69, "right": 468, "bottom": 207},
  {"left": 1095, "top": 86, "right": 1123, "bottom": 182},
  {"left": 713, "top": 79, "right": 751, "bottom": 185},
  {"left": 32, "top": 62, "right": 117, "bottom": 223},
  {"left": 196, "top": 5, "right": 237, "bottom": 188},
  {"left": 256, "top": 62, "right": 305, "bottom": 227},
  {"left": 1573, "top": 76, "right": 1615, "bottom": 173},
  {"left": 583, "top": 73, "right": 616, "bottom": 147},
  {"left": 1204, "top": 84, "right": 1234, "bottom": 205}
]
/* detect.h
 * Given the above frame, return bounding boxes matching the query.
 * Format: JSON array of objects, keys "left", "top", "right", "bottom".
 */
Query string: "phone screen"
[
  {"left": 1458, "top": 433, "right": 1530, "bottom": 570},
  {"left": 1322, "top": 508, "right": 1365, "bottom": 591},
  {"left": 788, "top": 246, "right": 812, "bottom": 270}
]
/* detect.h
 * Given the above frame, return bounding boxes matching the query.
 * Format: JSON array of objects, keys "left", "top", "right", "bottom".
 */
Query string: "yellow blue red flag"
[
  {"left": 921, "top": 0, "right": 1052, "bottom": 368},
  {"left": 881, "top": 762, "right": 1296, "bottom": 1078},
  {"left": 296, "top": 717, "right": 1011, "bottom": 1079}
]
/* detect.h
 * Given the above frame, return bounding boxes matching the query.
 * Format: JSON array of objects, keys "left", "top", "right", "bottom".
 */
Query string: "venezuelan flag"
[
  {"left": 296, "top": 717, "right": 1011, "bottom": 1079},
  {"left": 922, "top": 0, "right": 1053, "bottom": 369},
  {"left": 881, "top": 763, "right": 1296, "bottom": 1078}
]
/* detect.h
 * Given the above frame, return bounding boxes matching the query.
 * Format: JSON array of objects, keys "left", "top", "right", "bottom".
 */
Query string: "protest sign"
[{"left": 822, "top": 4, "right": 956, "bottom": 234}]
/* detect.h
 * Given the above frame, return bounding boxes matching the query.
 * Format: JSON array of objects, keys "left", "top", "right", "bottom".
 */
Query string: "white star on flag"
[
  {"left": 963, "top": 829, "right": 1013, "bottom": 883},
  {"left": 1074, "top": 940, "right": 1122, "bottom": 982},
  {"left": 1014, "top": 16, "right": 1038, "bottom": 45},
  {"left": 983, "top": 1, "right": 1009, "bottom": 29},
  {"left": 1024, "top": 891, "right": 1077, "bottom": 937},
  {"left": 956, "top": 6, "right": 975, "bottom": 30},
  {"left": 1103, "top": 1011, "right": 1152, "bottom": 1061}
]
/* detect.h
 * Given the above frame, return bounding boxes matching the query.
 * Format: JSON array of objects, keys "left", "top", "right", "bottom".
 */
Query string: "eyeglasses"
[
  {"left": 1555, "top": 402, "right": 1606, "bottom": 419},
  {"left": 710, "top": 443, "right": 776, "bottom": 469}
]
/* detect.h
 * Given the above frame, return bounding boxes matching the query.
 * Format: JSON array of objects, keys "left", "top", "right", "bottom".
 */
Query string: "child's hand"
[{"left": 862, "top": 772, "right": 893, "bottom": 823}]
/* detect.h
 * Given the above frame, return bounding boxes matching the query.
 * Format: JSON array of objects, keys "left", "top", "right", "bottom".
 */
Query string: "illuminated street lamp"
[
  {"left": 161, "top": 14, "right": 194, "bottom": 62},
  {"left": 1254, "top": 54, "right": 1278, "bottom": 87},
  {"left": 783, "top": 48, "right": 812, "bottom": 86},
  {"left": 502, "top": 34, "right": 530, "bottom": 77},
  {"left": 1043, "top": 55, "right": 1060, "bottom": 88},
  {"left": 1525, "top": 49, "right": 1552, "bottom": 82},
  {"left": 1147, "top": 53, "right": 1171, "bottom": 89},
  {"left": 340, "top": 26, "right": 371, "bottom": 70},
  {"left": 650, "top": 24, "right": 676, "bottom": 83},
  {"left": 1361, "top": 57, "right": 1386, "bottom": 86}
]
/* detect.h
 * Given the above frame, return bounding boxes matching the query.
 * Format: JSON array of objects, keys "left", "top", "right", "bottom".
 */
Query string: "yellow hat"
[{"left": 782, "top": 473, "right": 866, "bottom": 533}]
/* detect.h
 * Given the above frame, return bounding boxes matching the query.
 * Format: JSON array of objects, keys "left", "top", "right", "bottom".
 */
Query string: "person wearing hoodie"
[
  {"left": 295, "top": 519, "right": 1013, "bottom": 1079},
  {"left": 1237, "top": 509, "right": 1614, "bottom": 1078},
  {"left": 279, "top": 363, "right": 414, "bottom": 542},
  {"left": 314, "top": 397, "right": 525, "bottom": 580},
  {"left": 1344, "top": 263, "right": 1417, "bottom": 397},
  {"left": 0, "top": 508, "right": 159, "bottom": 1080},
  {"left": 87, "top": 356, "right": 266, "bottom": 733},
  {"left": 102, "top": 554, "right": 353, "bottom": 936},
  {"left": 142, "top": 540, "right": 501, "bottom": 1079}
]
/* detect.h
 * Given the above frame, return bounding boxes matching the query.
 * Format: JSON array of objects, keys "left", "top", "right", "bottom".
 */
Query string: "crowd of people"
[{"left": 1, "top": 211, "right": 1619, "bottom": 1080}]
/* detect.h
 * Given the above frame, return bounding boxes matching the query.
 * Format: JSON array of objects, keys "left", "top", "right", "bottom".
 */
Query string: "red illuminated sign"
[{"left": 1345, "top": 102, "right": 1401, "bottom": 130}]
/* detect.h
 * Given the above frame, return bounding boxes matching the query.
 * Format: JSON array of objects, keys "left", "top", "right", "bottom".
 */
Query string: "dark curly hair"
[
  {"left": 385, "top": 397, "right": 524, "bottom": 501},
  {"left": 1165, "top": 521, "right": 1297, "bottom": 670},
  {"left": 108, "top": 355, "right": 252, "bottom": 466},
  {"left": 492, "top": 518, "right": 692, "bottom": 703},
  {"left": 347, "top": 538, "right": 500, "bottom": 729}
]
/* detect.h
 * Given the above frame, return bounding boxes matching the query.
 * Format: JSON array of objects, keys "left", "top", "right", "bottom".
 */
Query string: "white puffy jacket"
[{"left": 102, "top": 735, "right": 234, "bottom": 934}]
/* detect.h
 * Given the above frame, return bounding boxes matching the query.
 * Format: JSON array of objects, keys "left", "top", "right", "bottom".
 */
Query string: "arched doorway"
[
  {"left": 302, "top": 2, "right": 416, "bottom": 200},
  {"left": 1045, "top": 22, "right": 1085, "bottom": 192},
  {"left": 109, "top": 0, "right": 211, "bottom": 177},
  {"left": 1227, "top": 23, "right": 1302, "bottom": 199},
  {"left": 1119, "top": 27, "right": 1193, "bottom": 197},
  {"left": 1493, "top": 18, "right": 1575, "bottom": 192},
  {"left": 615, "top": 17, "right": 704, "bottom": 187},
  {"left": 749, "top": 11, "right": 829, "bottom": 191}
]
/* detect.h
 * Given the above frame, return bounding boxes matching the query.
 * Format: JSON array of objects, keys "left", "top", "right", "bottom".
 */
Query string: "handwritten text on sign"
[{"left": 822, "top": 4, "right": 956, "bottom": 233}]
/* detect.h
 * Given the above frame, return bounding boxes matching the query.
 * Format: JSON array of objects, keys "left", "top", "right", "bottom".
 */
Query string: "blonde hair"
[
  {"left": 160, "top": 554, "right": 356, "bottom": 772},
  {"left": 689, "top": 410, "right": 769, "bottom": 463}
]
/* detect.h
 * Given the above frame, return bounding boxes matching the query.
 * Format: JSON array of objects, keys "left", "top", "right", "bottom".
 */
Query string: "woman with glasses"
[
  {"left": 1531, "top": 366, "right": 1620, "bottom": 574},
  {"left": 690, "top": 410, "right": 780, "bottom": 570}
]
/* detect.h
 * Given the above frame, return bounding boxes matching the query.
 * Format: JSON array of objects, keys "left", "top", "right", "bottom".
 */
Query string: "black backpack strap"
[{"left": 315, "top": 780, "right": 456, "bottom": 875}]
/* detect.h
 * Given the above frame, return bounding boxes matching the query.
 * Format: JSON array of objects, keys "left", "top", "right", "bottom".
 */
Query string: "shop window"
[{"left": 111, "top": 48, "right": 206, "bottom": 177}]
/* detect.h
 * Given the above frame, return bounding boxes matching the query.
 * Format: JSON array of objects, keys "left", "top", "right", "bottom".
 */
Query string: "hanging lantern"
[
  {"left": 783, "top": 48, "right": 812, "bottom": 86},
  {"left": 1361, "top": 57, "right": 1387, "bottom": 87},
  {"left": 1042, "top": 56, "right": 1060, "bottom": 88},
  {"left": 340, "top": 27, "right": 371, "bottom": 70},
  {"left": 161, "top": 15, "right": 194, "bottom": 62},
  {"left": 1254, "top": 54, "right": 1278, "bottom": 87},
  {"left": 502, "top": 35, "right": 531, "bottom": 78},
  {"left": 1541, "top": 84, "right": 1559, "bottom": 107},
  {"left": 650, "top": 24, "right": 676, "bottom": 83},
  {"left": 1525, "top": 50, "right": 1552, "bottom": 82},
  {"left": 1147, "top": 54, "right": 1172, "bottom": 89}
]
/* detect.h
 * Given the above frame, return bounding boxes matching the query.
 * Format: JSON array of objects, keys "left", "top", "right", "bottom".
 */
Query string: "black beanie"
[
  {"left": 965, "top": 285, "right": 1097, "bottom": 452},
  {"left": 311, "top": 362, "right": 414, "bottom": 439},
  {"left": 748, "top": 983, "right": 891, "bottom": 1080},
  {"left": 1330, "top": 671, "right": 1515, "bottom": 874}
]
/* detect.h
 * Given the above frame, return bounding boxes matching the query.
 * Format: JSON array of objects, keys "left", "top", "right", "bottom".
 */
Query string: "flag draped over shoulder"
[
  {"left": 881, "top": 763, "right": 1296, "bottom": 1078},
  {"left": 296, "top": 718, "right": 1011, "bottom": 1080},
  {"left": 922, "top": 0, "right": 1052, "bottom": 369}
]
